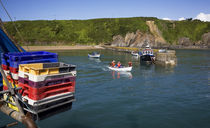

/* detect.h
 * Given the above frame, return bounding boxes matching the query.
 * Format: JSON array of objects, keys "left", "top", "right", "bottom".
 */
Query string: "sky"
[{"left": 0, "top": 0, "right": 210, "bottom": 21}]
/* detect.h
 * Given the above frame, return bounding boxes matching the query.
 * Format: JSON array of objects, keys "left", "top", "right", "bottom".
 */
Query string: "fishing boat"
[
  {"left": 108, "top": 66, "right": 132, "bottom": 72},
  {"left": 140, "top": 44, "right": 155, "bottom": 64},
  {"left": 88, "top": 52, "right": 100, "bottom": 58}
]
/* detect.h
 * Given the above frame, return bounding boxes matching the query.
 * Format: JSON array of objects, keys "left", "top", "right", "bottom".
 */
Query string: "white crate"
[
  {"left": 22, "top": 92, "right": 75, "bottom": 106},
  {"left": 18, "top": 70, "right": 76, "bottom": 82},
  {"left": 11, "top": 73, "right": 18, "bottom": 80},
  {"left": 3, "top": 70, "right": 18, "bottom": 80}
]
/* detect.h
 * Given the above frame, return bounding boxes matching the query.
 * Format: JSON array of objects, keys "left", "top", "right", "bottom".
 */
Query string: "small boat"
[
  {"left": 158, "top": 49, "right": 166, "bottom": 53},
  {"left": 140, "top": 44, "right": 155, "bottom": 64},
  {"left": 108, "top": 66, "right": 132, "bottom": 72},
  {"left": 88, "top": 52, "right": 100, "bottom": 58},
  {"left": 131, "top": 51, "right": 139, "bottom": 57}
]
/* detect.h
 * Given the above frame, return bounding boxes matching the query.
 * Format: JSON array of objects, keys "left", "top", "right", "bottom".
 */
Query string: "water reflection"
[
  {"left": 154, "top": 64, "right": 176, "bottom": 75},
  {"left": 111, "top": 71, "right": 133, "bottom": 79},
  {"left": 88, "top": 57, "right": 101, "bottom": 63}
]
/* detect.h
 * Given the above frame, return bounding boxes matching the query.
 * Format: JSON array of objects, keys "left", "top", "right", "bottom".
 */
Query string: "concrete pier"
[
  {"left": 103, "top": 46, "right": 177, "bottom": 65},
  {"left": 155, "top": 50, "right": 177, "bottom": 65}
]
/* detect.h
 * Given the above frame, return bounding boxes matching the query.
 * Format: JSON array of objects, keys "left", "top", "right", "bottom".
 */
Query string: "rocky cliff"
[{"left": 111, "top": 21, "right": 210, "bottom": 49}]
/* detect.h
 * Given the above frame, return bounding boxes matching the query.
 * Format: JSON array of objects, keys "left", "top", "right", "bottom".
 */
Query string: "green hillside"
[{"left": 3, "top": 17, "right": 210, "bottom": 45}]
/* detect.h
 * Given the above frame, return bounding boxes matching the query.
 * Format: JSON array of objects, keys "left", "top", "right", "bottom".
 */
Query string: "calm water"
[{"left": 0, "top": 49, "right": 210, "bottom": 128}]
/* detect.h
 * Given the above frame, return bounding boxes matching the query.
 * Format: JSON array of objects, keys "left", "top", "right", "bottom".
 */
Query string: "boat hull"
[
  {"left": 108, "top": 66, "right": 132, "bottom": 72},
  {"left": 140, "top": 55, "right": 154, "bottom": 64},
  {"left": 88, "top": 54, "right": 100, "bottom": 58}
]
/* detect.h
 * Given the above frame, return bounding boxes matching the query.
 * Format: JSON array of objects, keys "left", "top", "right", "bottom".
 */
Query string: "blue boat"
[{"left": 0, "top": 27, "right": 25, "bottom": 91}]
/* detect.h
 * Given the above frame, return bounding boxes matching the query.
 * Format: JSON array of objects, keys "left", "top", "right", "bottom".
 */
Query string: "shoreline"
[
  {"left": 22, "top": 45, "right": 105, "bottom": 51},
  {"left": 21, "top": 45, "right": 209, "bottom": 51}
]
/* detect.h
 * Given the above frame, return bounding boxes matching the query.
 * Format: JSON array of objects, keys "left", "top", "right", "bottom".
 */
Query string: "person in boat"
[
  {"left": 117, "top": 61, "right": 122, "bottom": 68},
  {"left": 128, "top": 61, "right": 132, "bottom": 67},
  {"left": 111, "top": 60, "right": 116, "bottom": 67}
]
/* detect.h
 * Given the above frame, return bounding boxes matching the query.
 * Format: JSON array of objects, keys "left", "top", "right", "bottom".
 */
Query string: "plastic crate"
[
  {"left": 26, "top": 96, "right": 75, "bottom": 114},
  {"left": 2, "top": 64, "right": 9, "bottom": 70},
  {"left": 2, "top": 75, "right": 18, "bottom": 88},
  {"left": 9, "top": 67, "right": 19, "bottom": 73},
  {"left": 18, "top": 71, "right": 76, "bottom": 82},
  {"left": 1, "top": 51, "right": 58, "bottom": 68},
  {"left": 22, "top": 92, "right": 74, "bottom": 106},
  {"left": 19, "top": 81, "right": 75, "bottom": 100},
  {"left": 2, "top": 70, "right": 18, "bottom": 80},
  {"left": 3, "top": 79, "right": 18, "bottom": 88},
  {"left": 18, "top": 76, "right": 76, "bottom": 88},
  {"left": 2, "top": 65, "right": 18, "bottom": 79},
  {"left": 19, "top": 62, "right": 76, "bottom": 76}
]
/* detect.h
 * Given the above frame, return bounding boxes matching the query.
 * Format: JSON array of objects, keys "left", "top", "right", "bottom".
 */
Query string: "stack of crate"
[
  {"left": 1, "top": 51, "right": 58, "bottom": 111},
  {"left": 18, "top": 62, "right": 76, "bottom": 117}
]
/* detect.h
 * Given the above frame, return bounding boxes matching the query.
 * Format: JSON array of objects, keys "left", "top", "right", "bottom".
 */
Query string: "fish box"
[
  {"left": 26, "top": 96, "right": 75, "bottom": 114},
  {"left": 22, "top": 92, "right": 75, "bottom": 106},
  {"left": 18, "top": 76, "right": 76, "bottom": 88},
  {"left": 3, "top": 76, "right": 18, "bottom": 88},
  {"left": 1, "top": 64, "right": 9, "bottom": 70},
  {"left": 18, "top": 71, "right": 76, "bottom": 82},
  {"left": 1, "top": 51, "right": 58, "bottom": 68},
  {"left": 19, "top": 81, "right": 75, "bottom": 100},
  {"left": 19, "top": 62, "right": 76, "bottom": 76}
]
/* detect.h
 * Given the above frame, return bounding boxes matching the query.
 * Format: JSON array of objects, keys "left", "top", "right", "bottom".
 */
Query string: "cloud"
[
  {"left": 162, "top": 18, "right": 171, "bottom": 21},
  {"left": 194, "top": 13, "right": 210, "bottom": 22},
  {"left": 178, "top": 17, "right": 185, "bottom": 21}
]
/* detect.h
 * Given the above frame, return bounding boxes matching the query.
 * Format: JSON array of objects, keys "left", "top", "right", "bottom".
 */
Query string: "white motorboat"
[
  {"left": 158, "top": 49, "right": 166, "bottom": 53},
  {"left": 88, "top": 52, "right": 100, "bottom": 58},
  {"left": 131, "top": 51, "right": 139, "bottom": 57},
  {"left": 108, "top": 66, "right": 132, "bottom": 72}
]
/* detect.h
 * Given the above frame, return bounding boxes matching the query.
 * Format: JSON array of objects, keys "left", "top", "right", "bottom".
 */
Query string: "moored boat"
[
  {"left": 140, "top": 44, "right": 155, "bottom": 64},
  {"left": 131, "top": 51, "right": 139, "bottom": 57},
  {"left": 88, "top": 52, "right": 100, "bottom": 58}
]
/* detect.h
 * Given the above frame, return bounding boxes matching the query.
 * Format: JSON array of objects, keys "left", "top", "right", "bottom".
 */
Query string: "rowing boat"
[{"left": 108, "top": 66, "right": 132, "bottom": 72}]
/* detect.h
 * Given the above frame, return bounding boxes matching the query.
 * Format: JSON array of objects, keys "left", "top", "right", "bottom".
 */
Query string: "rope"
[{"left": 0, "top": 0, "right": 29, "bottom": 51}]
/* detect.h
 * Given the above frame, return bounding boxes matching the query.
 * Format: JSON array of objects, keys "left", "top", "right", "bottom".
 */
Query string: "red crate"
[
  {"left": 18, "top": 76, "right": 76, "bottom": 88},
  {"left": 2, "top": 64, "right": 9, "bottom": 70},
  {"left": 3, "top": 86, "right": 8, "bottom": 90},
  {"left": 3, "top": 76, "right": 19, "bottom": 87},
  {"left": 9, "top": 67, "right": 19, "bottom": 74},
  {"left": 19, "top": 81, "right": 75, "bottom": 100}
]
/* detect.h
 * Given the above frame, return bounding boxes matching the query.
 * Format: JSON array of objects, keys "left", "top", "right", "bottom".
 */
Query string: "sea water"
[{"left": 0, "top": 49, "right": 209, "bottom": 128}]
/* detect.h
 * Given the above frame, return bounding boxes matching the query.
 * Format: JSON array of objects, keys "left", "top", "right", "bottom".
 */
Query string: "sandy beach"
[{"left": 22, "top": 45, "right": 105, "bottom": 51}]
